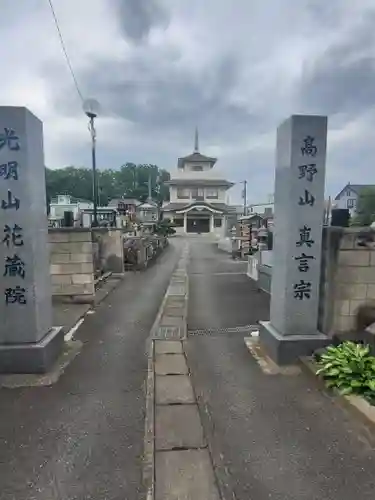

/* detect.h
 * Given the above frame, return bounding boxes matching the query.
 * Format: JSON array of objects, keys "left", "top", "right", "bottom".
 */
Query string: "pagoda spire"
[{"left": 194, "top": 127, "right": 199, "bottom": 152}]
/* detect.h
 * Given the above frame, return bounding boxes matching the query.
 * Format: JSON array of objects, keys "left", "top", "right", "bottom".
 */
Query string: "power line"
[{"left": 47, "top": 0, "right": 84, "bottom": 102}]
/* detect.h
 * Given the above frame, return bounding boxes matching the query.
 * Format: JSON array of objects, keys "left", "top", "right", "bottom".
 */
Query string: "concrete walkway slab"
[
  {"left": 154, "top": 325, "right": 184, "bottom": 340},
  {"left": 164, "top": 306, "right": 185, "bottom": 317},
  {"left": 155, "top": 404, "right": 205, "bottom": 450},
  {"left": 168, "top": 285, "right": 186, "bottom": 296},
  {"left": 165, "top": 297, "right": 185, "bottom": 308},
  {"left": 155, "top": 341, "right": 183, "bottom": 354},
  {"left": 160, "top": 315, "right": 184, "bottom": 327},
  {"left": 156, "top": 375, "right": 195, "bottom": 404},
  {"left": 155, "top": 354, "right": 188, "bottom": 375},
  {"left": 155, "top": 449, "right": 220, "bottom": 500},
  {"left": 171, "top": 278, "right": 186, "bottom": 284}
]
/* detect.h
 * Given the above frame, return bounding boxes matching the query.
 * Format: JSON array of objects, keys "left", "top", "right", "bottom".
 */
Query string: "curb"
[
  {"left": 144, "top": 243, "right": 221, "bottom": 499},
  {"left": 300, "top": 357, "right": 375, "bottom": 440},
  {"left": 144, "top": 339, "right": 155, "bottom": 500},
  {"left": 143, "top": 243, "right": 188, "bottom": 500}
]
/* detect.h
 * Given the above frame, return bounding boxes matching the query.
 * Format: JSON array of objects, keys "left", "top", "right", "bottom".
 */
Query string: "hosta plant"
[{"left": 315, "top": 341, "right": 375, "bottom": 404}]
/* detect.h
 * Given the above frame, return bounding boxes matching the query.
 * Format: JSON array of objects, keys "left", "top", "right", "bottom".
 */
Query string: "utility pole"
[
  {"left": 148, "top": 170, "right": 152, "bottom": 201},
  {"left": 242, "top": 180, "right": 247, "bottom": 216},
  {"left": 83, "top": 98, "right": 100, "bottom": 227},
  {"left": 89, "top": 115, "right": 98, "bottom": 227}
]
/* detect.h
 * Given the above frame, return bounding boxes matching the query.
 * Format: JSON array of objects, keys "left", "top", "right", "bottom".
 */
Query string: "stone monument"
[
  {"left": 259, "top": 115, "right": 329, "bottom": 364},
  {"left": 0, "top": 106, "right": 63, "bottom": 373}
]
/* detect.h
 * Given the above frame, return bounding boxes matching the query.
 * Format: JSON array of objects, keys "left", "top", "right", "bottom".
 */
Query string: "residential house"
[
  {"left": 334, "top": 183, "right": 375, "bottom": 217},
  {"left": 108, "top": 197, "right": 141, "bottom": 218}
]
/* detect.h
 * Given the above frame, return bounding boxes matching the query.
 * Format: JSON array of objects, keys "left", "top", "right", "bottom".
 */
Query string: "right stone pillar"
[{"left": 259, "top": 115, "right": 329, "bottom": 365}]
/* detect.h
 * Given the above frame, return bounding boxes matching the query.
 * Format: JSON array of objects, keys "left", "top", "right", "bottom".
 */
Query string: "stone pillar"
[
  {"left": 223, "top": 216, "right": 228, "bottom": 237},
  {"left": 0, "top": 107, "right": 63, "bottom": 373},
  {"left": 210, "top": 214, "right": 214, "bottom": 233},
  {"left": 94, "top": 228, "right": 125, "bottom": 276},
  {"left": 259, "top": 115, "right": 329, "bottom": 365},
  {"left": 183, "top": 212, "right": 187, "bottom": 233}
]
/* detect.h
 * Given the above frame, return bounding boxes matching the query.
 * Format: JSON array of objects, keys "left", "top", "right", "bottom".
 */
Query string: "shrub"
[
  {"left": 316, "top": 341, "right": 375, "bottom": 404},
  {"left": 154, "top": 220, "right": 176, "bottom": 236}
]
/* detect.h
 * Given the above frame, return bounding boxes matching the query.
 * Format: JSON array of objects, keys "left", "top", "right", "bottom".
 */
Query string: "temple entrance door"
[{"left": 187, "top": 217, "right": 210, "bottom": 233}]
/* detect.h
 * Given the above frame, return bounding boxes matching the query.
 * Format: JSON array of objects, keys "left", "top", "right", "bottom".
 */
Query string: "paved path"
[
  {"left": 0, "top": 240, "right": 183, "bottom": 500},
  {"left": 186, "top": 239, "right": 375, "bottom": 500},
  {"left": 188, "top": 240, "right": 270, "bottom": 330}
]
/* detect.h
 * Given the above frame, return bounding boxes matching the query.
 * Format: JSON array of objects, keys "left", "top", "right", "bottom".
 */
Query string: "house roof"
[
  {"left": 166, "top": 178, "right": 234, "bottom": 187},
  {"left": 334, "top": 184, "right": 375, "bottom": 200},
  {"left": 108, "top": 198, "right": 141, "bottom": 206},
  {"left": 138, "top": 202, "right": 158, "bottom": 209},
  {"left": 51, "top": 195, "right": 92, "bottom": 205},
  {"left": 178, "top": 152, "right": 217, "bottom": 169},
  {"left": 162, "top": 201, "right": 231, "bottom": 214}
]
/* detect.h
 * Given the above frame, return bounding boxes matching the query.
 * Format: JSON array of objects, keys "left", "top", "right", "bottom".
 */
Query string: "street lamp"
[{"left": 83, "top": 98, "right": 100, "bottom": 227}]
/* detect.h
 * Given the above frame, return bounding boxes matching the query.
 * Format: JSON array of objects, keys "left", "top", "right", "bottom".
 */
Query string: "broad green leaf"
[{"left": 339, "top": 386, "right": 353, "bottom": 395}]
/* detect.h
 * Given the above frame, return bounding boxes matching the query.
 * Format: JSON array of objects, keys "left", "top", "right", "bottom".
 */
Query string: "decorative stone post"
[
  {"left": 0, "top": 107, "right": 63, "bottom": 373},
  {"left": 259, "top": 115, "right": 329, "bottom": 364}
]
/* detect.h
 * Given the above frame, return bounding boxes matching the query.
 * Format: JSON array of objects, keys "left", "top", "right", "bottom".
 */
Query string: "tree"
[
  {"left": 45, "top": 164, "right": 170, "bottom": 206},
  {"left": 351, "top": 187, "right": 375, "bottom": 226},
  {"left": 154, "top": 220, "right": 176, "bottom": 236}
]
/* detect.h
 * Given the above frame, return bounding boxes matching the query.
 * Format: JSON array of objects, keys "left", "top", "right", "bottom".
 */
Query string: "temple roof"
[
  {"left": 178, "top": 129, "right": 217, "bottom": 168},
  {"left": 166, "top": 178, "right": 233, "bottom": 187},
  {"left": 177, "top": 152, "right": 217, "bottom": 169},
  {"left": 162, "top": 201, "right": 232, "bottom": 214}
]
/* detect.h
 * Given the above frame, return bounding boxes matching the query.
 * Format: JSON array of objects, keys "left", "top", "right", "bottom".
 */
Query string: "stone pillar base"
[
  {"left": 259, "top": 321, "right": 329, "bottom": 366},
  {"left": 0, "top": 327, "right": 64, "bottom": 374}
]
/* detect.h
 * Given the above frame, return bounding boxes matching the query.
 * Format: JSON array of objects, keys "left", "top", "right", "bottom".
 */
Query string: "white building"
[
  {"left": 162, "top": 130, "right": 234, "bottom": 236},
  {"left": 136, "top": 199, "right": 159, "bottom": 223},
  {"left": 247, "top": 194, "right": 274, "bottom": 216},
  {"left": 333, "top": 183, "right": 375, "bottom": 217},
  {"left": 49, "top": 194, "right": 93, "bottom": 226},
  {"left": 248, "top": 202, "right": 274, "bottom": 216}
]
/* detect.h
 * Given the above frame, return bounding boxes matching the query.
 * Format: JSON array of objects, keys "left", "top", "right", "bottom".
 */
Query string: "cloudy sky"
[{"left": 2, "top": 0, "right": 375, "bottom": 203}]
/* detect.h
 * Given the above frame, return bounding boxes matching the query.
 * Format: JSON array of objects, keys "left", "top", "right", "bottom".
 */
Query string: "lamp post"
[{"left": 83, "top": 98, "right": 100, "bottom": 227}]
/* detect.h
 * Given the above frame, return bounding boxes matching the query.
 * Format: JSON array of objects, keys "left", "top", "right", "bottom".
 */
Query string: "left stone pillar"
[{"left": 0, "top": 107, "right": 63, "bottom": 373}]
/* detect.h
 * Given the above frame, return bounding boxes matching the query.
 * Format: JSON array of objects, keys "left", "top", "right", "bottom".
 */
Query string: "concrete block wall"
[
  {"left": 329, "top": 228, "right": 375, "bottom": 333},
  {"left": 49, "top": 228, "right": 95, "bottom": 300}
]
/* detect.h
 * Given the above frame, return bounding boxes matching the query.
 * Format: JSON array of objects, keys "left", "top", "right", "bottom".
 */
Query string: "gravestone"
[
  {"left": 259, "top": 115, "right": 329, "bottom": 364},
  {"left": 0, "top": 106, "right": 63, "bottom": 373}
]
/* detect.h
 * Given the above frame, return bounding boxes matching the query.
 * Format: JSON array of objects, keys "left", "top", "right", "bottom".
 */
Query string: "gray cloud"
[
  {"left": 4, "top": 0, "right": 375, "bottom": 202},
  {"left": 298, "top": 12, "right": 375, "bottom": 116},
  {"left": 50, "top": 49, "right": 259, "bottom": 148},
  {"left": 112, "top": 0, "right": 169, "bottom": 42}
]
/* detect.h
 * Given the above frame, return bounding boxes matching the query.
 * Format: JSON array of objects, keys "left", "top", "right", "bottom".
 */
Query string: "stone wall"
[
  {"left": 327, "top": 228, "right": 375, "bottom": 333},
  {"left": 49, "top": 228, "right": 95, "bottom": 301}
]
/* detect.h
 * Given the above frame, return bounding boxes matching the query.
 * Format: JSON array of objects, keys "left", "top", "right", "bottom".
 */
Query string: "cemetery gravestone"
[
  {"left": 259, "top": 115, "right": 329, "bottom": 364},
  {"left": 0, "top": 106, "right": 63, "bottom": 373}
]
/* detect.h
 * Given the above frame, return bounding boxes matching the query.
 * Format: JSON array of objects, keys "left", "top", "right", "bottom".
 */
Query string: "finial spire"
[{"left": 194, "top": 127, "right": 199, "bottom": 152}]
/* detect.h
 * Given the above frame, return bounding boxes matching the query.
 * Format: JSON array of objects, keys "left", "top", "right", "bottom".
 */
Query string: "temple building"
[{"left": 162, "top": 130, "right": 234, "bottom": 235}]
